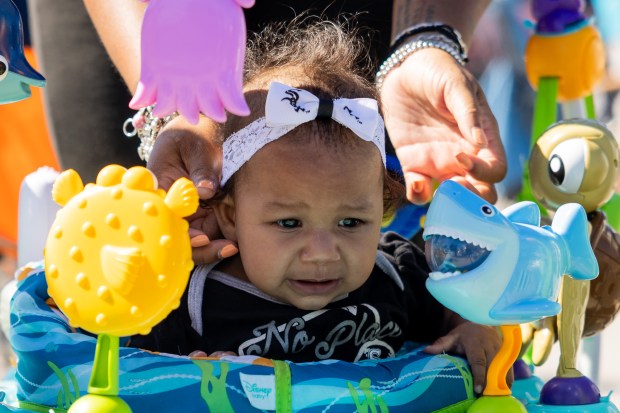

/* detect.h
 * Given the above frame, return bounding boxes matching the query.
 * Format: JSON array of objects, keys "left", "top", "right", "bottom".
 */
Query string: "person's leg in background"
[{"left": 27, "top": 0, "right": 141, "bottom": 184}]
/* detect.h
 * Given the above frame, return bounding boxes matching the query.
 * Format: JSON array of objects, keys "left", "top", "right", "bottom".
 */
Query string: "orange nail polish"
[
  {"left": 218, "top": 244, "right": 239, "bottom": 259},
  {"left": 190, "top": 234, "right": 210, "bottom": 247}
]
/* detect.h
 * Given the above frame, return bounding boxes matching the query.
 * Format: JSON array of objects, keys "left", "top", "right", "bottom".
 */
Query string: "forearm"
[
  {"left": 83, "top": 0, "right": 146, "bottom": 92},
  {"left": 391, "top": 0, "right": 491, "bottom": 45}
]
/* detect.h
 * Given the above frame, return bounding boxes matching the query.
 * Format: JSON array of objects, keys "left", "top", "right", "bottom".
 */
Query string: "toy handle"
[
  {"left": 68, "top": 334, "right": 132, "bottom": 413},
  {"left": 484, "top": 325, "right": 522, "bottom": 396},
  {"left": 88, "top": 334, "right": 119, "bottom": 395}
]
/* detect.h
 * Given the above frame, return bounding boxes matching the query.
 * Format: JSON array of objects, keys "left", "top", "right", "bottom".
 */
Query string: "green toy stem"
[
  {"left": 67, "top": 334, "right": 131, "bottom": 413},
  {"left": 531, "top": 77, "right": 558, "bottom": 144},
  {"left": 584, "top": 94, "right": 596, "bottom": 120},
  {"left": 518, "top": 77, "right": 558, "bottom": 205},
  {"left": 88, "top": 334, "right": 120, "bottom": 396}
]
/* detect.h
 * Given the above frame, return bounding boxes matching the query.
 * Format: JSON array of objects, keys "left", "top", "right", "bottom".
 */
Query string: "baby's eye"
[
  {"left": 339, "top": 218, "right": 362, "bottom": 228},
  {"left": 276, "top": 219, "right": 301, "bottom": 229}
]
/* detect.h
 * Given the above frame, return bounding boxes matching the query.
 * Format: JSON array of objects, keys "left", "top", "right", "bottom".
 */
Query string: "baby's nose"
[{"left": 300, "top": 231, "right": 340, "bottom": 263}]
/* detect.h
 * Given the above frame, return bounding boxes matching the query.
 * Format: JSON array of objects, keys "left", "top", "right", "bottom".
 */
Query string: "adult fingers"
[
  {"left": 443, "top": 73, "right": 488, "bottom": 150},
  {"left": 148, "top": 117, "right": 222, "bottom": 199},
  {"left": 404, "top": 171, "right": 433, "bottom": 205},
  {"left": 474, "top": 88, "right": 506, "bottom": 184},
  {"left": 450, "top": 175, "right": 498, "bottom": 204},
  {"left": 455, "top": 149, "right": 506, "bottom": 186},
  {"left": 189, "top": 231, "right": 209, "bottom": 247},
  {"left": 192, "top": 239, "right": 238, "bottom": 265},
  {"left": 178, "top": 118, "right": 222, "bottom": 199}
]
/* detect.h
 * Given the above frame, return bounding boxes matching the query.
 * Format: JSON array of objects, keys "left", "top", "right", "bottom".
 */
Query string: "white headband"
[{"left": 221, "top": 81, "right": 386, "bottom": 185}]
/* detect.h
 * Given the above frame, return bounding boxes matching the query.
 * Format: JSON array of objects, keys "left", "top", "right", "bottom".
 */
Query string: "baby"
[{"left": 132, "top": 19, "right": 503, "bottom": 394}]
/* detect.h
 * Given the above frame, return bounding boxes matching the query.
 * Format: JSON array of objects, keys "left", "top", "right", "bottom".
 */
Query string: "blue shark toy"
[
  {"left": 0, "top": 0, "right": 46, "bottom": 103},
  {"left": 423, "top": 180, "right": 598, "bottom": 326}
]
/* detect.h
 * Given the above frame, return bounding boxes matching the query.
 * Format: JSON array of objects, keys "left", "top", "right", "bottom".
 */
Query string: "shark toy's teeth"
[
  {"left": 429, "top": 271, "right": 462, "bottom": 281},
  {"left": 425, "top": 226, "right": 495, "bottom": 251}
]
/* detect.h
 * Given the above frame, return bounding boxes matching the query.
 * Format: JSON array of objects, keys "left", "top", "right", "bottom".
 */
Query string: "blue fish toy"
[
  {"left": 0, "top": 0, "right": 46, "bottom": 104},
  {"left": 423, "top": 180, "right": 598, "bottom": 325}
]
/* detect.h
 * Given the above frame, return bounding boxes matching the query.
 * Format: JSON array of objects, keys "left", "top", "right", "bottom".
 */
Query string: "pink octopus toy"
[{"left": 130, "top": 0, "right": 254, "bottom": 124}]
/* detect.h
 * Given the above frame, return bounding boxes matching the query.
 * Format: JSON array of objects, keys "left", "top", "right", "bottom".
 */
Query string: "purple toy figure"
[
  {"left": 532, "top": 0, "right": 586, "bottom": 33},
  {"left": 130, "top": 0, "right": 254, "bottom": 124}
]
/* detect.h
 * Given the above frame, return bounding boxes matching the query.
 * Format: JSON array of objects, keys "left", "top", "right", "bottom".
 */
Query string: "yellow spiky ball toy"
[{"left": 45, "top": 165, "right": 198, "bottom": 337}]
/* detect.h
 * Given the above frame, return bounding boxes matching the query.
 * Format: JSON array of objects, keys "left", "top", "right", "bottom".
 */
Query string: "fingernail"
[
  {"left": 189, "top": 350, "right": 208, "bottom": 359},
  {"left": 413, "top": 180, "right": 424, "bottom": 193},
  {"left": 196, "top": 180, "right": 217, "bottom": 199},
  {"left": 475, "top": 385, "right": 483, "bottom": 394},
  {"left": 218, "top": 244, "right": 239, "bottom": 259},
  {"left": 471, "top": 127, "right": 487, "bottom": 147},
  {"left": 190, "top": 234, "right": 210, "bottom": 247},
  {"left": 209, "top": 351, "right": 225, "bottom": 358},
  {"left": 456, "top": 153, "right": 473, "bottom": 171}
]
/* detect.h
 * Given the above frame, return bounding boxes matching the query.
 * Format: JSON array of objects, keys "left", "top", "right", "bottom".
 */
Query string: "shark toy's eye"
[
  {"left": 547, "top": 138, "right": 586, "bottom": 194},
  {"left": 481, "top": 205, "right": 495, "bottom": 216},
  {"left": 0, "top": 55, "right": 8, "bottom": 81}
]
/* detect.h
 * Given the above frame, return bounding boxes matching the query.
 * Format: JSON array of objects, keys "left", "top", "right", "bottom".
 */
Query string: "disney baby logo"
[{"left": 239, "top": 373, "right": 276, "bottom": 411}]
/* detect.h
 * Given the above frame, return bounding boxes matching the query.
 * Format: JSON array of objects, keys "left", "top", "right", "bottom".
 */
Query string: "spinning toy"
[
  {"left": 424, "top": 180, "right": 599, "bottom": 412},
  {"left": 130, "top": 0, "right": 254, "bottom": 124},
  {"left": 524, "top": 0, "right": 603, "bottom": 128},
  {"left": 516, "top": 1, "right": 620, "bottom": 409},
  {"left": 44, "top": 165, "right": 198, "bottom": 412},
  {"left": 521, "top": 0, "right": 620, "bottom": 229},
  {"left": 0, "top": 0, "right": 46, "bottom": 103},
  {"left": 526, "top": 120, "right": 620, "bottom": 412},
  {"left": 521, "top": 0, "right": 602, "bottom": 203}
]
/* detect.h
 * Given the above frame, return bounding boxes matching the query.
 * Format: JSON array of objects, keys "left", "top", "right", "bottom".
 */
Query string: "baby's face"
[{"left": 230, "top": 135, "right": 384, "bottom": 310}]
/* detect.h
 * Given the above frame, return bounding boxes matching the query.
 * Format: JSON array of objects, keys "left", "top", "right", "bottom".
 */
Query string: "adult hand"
[
  {"left": 380, "top": 48, "right": 506, "bottom": 204},
  {"left": 147, "top": 116, "right": 238, "bottom": 264}
]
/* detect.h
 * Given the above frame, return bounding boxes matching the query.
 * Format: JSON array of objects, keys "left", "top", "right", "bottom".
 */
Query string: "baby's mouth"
[
  {"left": 424, "top": 234, "right": 491, "bottom": 281},
  {"left": 289, "top": 279, "right": 340, "bottom": 295}
]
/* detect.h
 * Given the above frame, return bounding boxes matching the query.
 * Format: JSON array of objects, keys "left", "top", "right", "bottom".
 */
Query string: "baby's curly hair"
[{"left": 219, "top": 17, "right": 404, "bottom": 218}]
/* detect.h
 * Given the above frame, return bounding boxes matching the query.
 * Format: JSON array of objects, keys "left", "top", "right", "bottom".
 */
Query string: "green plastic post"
[
  {"left": 518, "top": 76, "right": 558, "bottom": 206},
  {"left": 584, "top": 94, "right": 596, "bottom": 120},
  {"left": 68, "top": 334, "right": 131, "bottom": 413},
  {"left": 89, "top": 334, "right": 119, "bottom": 395},
  {"left": 531, "top": 77, "right": 559, "bottom": 145}
]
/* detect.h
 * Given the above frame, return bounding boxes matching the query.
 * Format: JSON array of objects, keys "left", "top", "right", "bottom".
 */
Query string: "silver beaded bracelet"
[
  {"left": 376, "top": 33, "right": 467, "bottom": 90},
  {"left": 123, "top": 105, "right": 178, "bottom": 162}
]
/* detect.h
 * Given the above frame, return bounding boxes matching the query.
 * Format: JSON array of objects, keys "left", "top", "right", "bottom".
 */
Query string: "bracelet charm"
[{"left": 123, "top": 105, "right": 178, "bottom": 162}]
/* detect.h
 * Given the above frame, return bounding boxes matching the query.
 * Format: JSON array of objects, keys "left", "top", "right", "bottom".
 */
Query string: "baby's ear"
[{"left": 212, "top": 195, "right": 237, "bottom": 241}]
